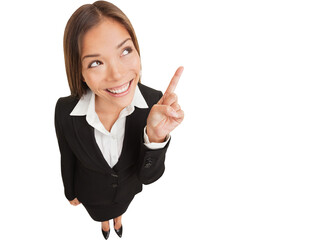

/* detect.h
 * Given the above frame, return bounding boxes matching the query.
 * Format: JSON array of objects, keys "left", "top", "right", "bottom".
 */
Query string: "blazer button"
[
  {"left": 112, "top": 183, "right": 118, "bottom": 188},
  {"left": 111, "top": 173, "right": 118, "bottom": 178},
  {"left": 144, "top": 162, "right": 152, "bottom": 168},
  {"left": 144, "top": 157, "right": 153, "bottom": 168}
]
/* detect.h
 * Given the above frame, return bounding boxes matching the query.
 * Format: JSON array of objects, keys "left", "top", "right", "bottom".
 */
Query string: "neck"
[{"left": 95, "top": 95, "right": 124, "bottom": 117}]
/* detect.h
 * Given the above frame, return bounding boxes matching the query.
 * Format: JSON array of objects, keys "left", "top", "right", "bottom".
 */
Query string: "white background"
[{"left": 0, "top": 0, "right": 321, "bottom": 239}]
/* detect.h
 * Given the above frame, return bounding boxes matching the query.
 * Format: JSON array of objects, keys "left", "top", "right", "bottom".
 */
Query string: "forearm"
[{"left": 137, "top": 138, "right": 170, "bottom": 185}]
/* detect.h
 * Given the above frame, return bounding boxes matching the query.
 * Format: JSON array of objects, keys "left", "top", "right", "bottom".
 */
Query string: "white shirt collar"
[
  {"left": 70, "top": 85, "right": 148, "bottom": 116},
  {"left": 70, "top": 85, "right": 148, "bottom": 135}
]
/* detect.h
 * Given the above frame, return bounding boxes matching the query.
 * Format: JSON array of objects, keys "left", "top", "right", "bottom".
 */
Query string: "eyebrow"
[
  {"left": 82, "top": 37, "right": 132, "bottom": 61},
  {"left": 117, "top": 37, "right": 132, "bottom": 49}
]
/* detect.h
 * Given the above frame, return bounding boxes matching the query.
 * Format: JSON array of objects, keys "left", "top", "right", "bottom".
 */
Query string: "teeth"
[{"left": 107, "top": 82, "right": 130, "bottom": 94}]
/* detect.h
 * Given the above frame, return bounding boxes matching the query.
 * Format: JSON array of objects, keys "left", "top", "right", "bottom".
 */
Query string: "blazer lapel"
[
  {"left": 72, "top": 116, "right": 112, "bottom": 174},
  {"left": 113, "top": 107, "right": 149, "bottom": 172}
]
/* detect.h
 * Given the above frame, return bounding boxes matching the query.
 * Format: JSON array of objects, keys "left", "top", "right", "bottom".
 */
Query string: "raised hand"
[{"left": 146, "top": 66, "right": 184, "bottom": 143}]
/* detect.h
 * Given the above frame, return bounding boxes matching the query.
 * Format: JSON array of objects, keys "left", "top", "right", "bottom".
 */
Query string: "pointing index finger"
[{"left": 165, "top": 66, "right": 184, "bottom": 95}]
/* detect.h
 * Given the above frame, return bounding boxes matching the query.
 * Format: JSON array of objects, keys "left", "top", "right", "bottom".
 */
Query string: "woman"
[{"left": 54, "top": 1, "right": 184, "bottom": 239}]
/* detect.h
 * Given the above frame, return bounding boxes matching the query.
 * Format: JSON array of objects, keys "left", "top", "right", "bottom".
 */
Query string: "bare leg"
[
  {"left": 113, "top": 215, "right": 122, "bottom": 230},
  {"left": 101, "top": 220, "right": 110, "bottom": 231}
]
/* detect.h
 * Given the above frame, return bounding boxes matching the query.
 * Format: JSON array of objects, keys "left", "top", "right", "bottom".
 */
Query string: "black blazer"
[{"left": 54, "top": 83, "right": 170, "bottom": 206}]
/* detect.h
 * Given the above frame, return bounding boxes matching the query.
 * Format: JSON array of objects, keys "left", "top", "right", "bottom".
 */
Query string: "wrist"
[{"left": 146, "top": 126, "right": 166, "bottom": 143}]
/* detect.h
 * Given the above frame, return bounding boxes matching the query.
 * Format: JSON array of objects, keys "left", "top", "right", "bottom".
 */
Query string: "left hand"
[
  {"left": 69, "top": 198, "right": 81, "bottom": 206},
  {"left": 146, "top": 66, "right": 184, "bottom": 143}
]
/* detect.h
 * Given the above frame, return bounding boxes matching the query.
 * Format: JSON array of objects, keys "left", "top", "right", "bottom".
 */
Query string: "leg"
[
  {"left": 101, "top": 220, "right": 110, "bottom": 231},
  {"left": 113, "top": 215, "right": 122, "bottom": 230},
  {"left": 113, "top": 215, "right": 123, "bottom": 238}
]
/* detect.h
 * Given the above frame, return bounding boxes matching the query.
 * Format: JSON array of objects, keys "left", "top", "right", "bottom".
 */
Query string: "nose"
[{"left": 106, "top": 58, "right": 124, "bottom": 82}]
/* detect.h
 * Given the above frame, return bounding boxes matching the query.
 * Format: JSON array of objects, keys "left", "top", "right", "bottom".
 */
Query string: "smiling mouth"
[{"left": 105, "top": 79, "right": 133, "bottom": 96}]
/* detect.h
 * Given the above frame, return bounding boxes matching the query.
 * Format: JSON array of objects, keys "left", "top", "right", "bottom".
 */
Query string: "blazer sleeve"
[
  {"left": 54, "top": 98, "right": 77, "bottom": 201},
  {"left": 137, "top": 139, "right": 170, "bottom": 185},
  {"left": 137, "top": 90, "right": 171, "bottom": 185}
]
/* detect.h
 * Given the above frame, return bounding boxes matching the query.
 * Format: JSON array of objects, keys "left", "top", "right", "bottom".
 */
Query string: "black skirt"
[{"left": 82, "top": 196, "right": 134, "bottom": 222}]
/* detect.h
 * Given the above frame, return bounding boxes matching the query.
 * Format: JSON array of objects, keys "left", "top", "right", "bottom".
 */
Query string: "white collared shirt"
[{"left": 70, "top": 85, "right": 169, "bottom": 168}]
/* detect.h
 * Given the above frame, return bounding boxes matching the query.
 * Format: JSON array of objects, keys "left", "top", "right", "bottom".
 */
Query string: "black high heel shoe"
[
  {"left": 101, "top": 228, "right": 110, "bottom": 239},
  {"left": 114, "top": 220, "right": 123, "bottom": 238}
]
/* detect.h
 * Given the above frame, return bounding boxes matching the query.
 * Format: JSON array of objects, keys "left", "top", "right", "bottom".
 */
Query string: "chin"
[{"left": 109, "top": 79, "right": 137, "bottom": 108}]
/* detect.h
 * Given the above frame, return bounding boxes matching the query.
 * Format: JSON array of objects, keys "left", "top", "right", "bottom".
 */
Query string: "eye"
[
  {"left": 121, "top": 47, "right": 133, "bottom": 56},
  {"left": 88, "top": 60, "right": 102, "bottom": 68}
]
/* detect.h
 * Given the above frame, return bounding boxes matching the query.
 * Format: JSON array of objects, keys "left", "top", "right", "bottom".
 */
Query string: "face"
[{"left": 81, "top": 18, "right": 141, "bottom": 110}]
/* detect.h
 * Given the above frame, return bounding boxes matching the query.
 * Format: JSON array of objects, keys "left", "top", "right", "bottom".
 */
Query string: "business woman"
[{"left": 54, "top": 1, "right": 184, "bottom": 239}]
